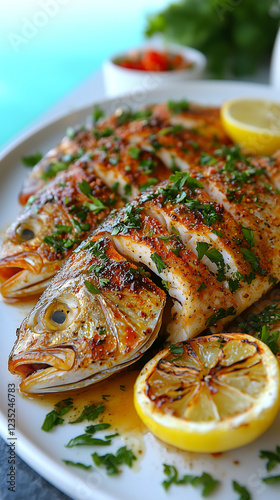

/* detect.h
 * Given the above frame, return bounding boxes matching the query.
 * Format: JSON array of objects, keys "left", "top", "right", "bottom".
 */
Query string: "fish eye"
[
  {"left": 51, "top": 309, "right": 68, "bottom": 325},
  {"left": 19, "top": 228, "right": 35, "bottom": 241},
  {"left": 37, "top": 294, "right": 80, "bottom": 332},
  {"left": 15, "top": 216, "right": 42, "bottom": 243}
]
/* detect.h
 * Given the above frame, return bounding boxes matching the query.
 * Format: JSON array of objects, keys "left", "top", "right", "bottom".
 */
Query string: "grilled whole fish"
[
  {"left": 19, "top": 102, "right": 230, "bottom": 204},
  {"left": 2, "top": 102, "right": 229, "bottom": 299},
  {"left": 9, "top": 237, "right": 165, "bottom": 392},
  {"left": 9, "top": 149, "right": 280, "bottom": 392},
  {"left": 0, "top": 158, "right": 122, "bottom": 298}
]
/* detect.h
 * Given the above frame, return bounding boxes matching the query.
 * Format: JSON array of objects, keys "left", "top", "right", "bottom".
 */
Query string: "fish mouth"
[
  {"left": 0, "top": 253, "right": 58, "bottom": 299},
  {"left": 9, "top": 347, "right": 76, "bottom": 391},
  {"left": 12, "top": 354, "right": 143, "bottom": 394}
]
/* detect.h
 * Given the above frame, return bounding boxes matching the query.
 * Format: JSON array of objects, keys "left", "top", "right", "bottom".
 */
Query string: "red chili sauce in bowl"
[{"left": 113, "top": 50, "right": 194, "bottom": 72}]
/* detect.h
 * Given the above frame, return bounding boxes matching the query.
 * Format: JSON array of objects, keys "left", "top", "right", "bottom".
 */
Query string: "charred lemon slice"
[
  {"left": 134, "top": 333, "right": 280, "bottom": 453},
  {"left": 221, "top": 98, "right": 280, "bottom": 155}
]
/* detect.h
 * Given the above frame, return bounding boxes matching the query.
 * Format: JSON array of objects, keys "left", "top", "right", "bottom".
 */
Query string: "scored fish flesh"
[{"left": 1, "top": 102, "right": 228, "bottom": 299}]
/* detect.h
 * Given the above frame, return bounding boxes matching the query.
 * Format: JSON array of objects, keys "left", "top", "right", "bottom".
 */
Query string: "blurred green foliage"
[{"left": 145, "top": 0, "right": 280, "bottom": 77}]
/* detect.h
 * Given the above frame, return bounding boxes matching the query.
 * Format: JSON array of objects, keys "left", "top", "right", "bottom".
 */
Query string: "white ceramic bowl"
[{"left": 103, "top": 43, "right": 207, "bottom": 97}]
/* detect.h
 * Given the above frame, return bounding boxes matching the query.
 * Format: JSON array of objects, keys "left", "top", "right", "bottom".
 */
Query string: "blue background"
[{"left": 0, "top": 0, "right": 169, "bottom": 147}]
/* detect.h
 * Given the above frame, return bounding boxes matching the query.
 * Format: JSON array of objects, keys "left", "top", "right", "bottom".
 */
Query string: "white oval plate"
[{"left": 1, "top": 81, "right": 280, "bottom": 500}]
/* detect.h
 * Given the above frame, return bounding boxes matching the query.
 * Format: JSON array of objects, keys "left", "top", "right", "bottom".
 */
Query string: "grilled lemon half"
[{"left": 134, "top": 333, "right": 280, "bottom": 453}]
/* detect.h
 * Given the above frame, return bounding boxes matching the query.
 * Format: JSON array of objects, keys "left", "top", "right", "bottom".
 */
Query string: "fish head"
[
  {"left": 0, "top": 202, "right": 68, "bottom": 299},
  {"left": 9, "top": 237, "right": 166, "bottom": 393}
]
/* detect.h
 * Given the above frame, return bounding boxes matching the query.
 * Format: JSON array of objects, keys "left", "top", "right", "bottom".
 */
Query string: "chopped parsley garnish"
[
  {"left": 124, "top": 182, "right": 132, "bottom": 196},
  {"left": 128, "top": 145, "right": 141, "bottom": 159},
  {"left": 162, "top": 464, "right": 220, "bottom": 496},
  {"left": 169, "top": 344, "right": 184, "bottom": 362},
  {"left": 120, "top": 385, "right": 125, "bottom": 391},
  {"left": 241, "top": 226, "right": 255, "bottom": 248},
  {"left": 41, "top": 398, "right": 73, "bottom": 432},
  {"left": 92, "top": 105, "right": 104, "bottom": 124},
  {"left": 66, "top": 434, "right": 111, "bottom": 448},
  {"left": 102, "top": 394, "right": 110, "bottom": 401},
  {"left": 196, "top": 242, "right": 211, "bottom": 261},
  {"left": 262, "top": 475, "right": 280, "bottom": 484},
  {"left": 63, "top": 460, "right": 92, "bottom": 470},
  {"left": 239, "top": 303, "right": 280, "bottom": 334},
  {"left": 214, "top": 145, "right": 266, "bottom": 186},
  {"left": 154, "top": 173, "right": 219, "bottom": 226},
  {"left": 196, "top": 242, "right": 226, "bottom": 281},
  {"left": 140, "top": 178, "right": 158, "bottom": 191},
  {"left": 169, "top": 171, "right": 203, "bottom": 192},
  {"left": 197, "top": 282, "right": 207, "bottom": 292},
  {"left": 258, "top": 326, "right": 280, "bottom": 355},
  {"left": 158, "top": 124, "right": 184, "bottom": 136},
  {"left": 42, "top": 161, "right": 68, "bottom": 180},
  {"left": 228, "top": 272, "right": 243, "bottom": 293},
  {"left": 92, "top": 446, "right": 136, "bottom": 475},
  {"left": 111, "top": 204, "right": 143, "bottom": 235},
  {"left": 22, "top": 151, "right": 43, "bottom": 167},
  {"left": 239, "top": 304, "right": 280, "bottom": 355},
  {"left": 199, "top": 153, "right": 216, "bottom": 166},
  {"left": 260, "top": 445, "right": 280, "bottom": 471},
  {"left": 66, "top": 127, "right": 76, "bottom": 139},
  {"left": 78, "top": 179, "right": 108, "bottom": 214},
  {"left": 232, "top": 480, "right": 251, "bottom": 500},
  {"left": 138, "top": 157, "right": 156, "bottom": 174},
  {"left": 54, "top": 224, "right": 72, "bottom": 234},
  {"left": 99, "top": 278, "right": 110, "bottom": 287},
  {"left": 71, "top": 219, "right": 91, "bottom": 234},
  {"left": 206, "top": 306, "right": 236, "bottom": 328},
  {"left": 167, "top": 99, "right": 190, "bottom": 114},
  {"left": 84, "top": 198, "right": 107, "bottom": 214},
  {"left": 85, "top": 423, "right": 111, "bottom": 434},
  {"left": 43, "top": 235, "right": 81, "bottom": 253},
  {"left": 116, "top": 108, "right": 152, "bottom": 126},
  {"left": 212, "top": 229, "right": 223, "bottom": 237},
  {"left": 98, "top": 327, "right": 107, "bottom": 336},
  {"left": 78, "top": 179, "right": 93, "bottom": 198},
  {"left": 162, "top": 280, "right": 169, "bottom": 291},
  {"left": 151, "top": 252, "right": 167, "bottom": 274},
  {"left": 227, "top": 188, "right": 245, "bottom": 203},
  {"left": 269, "top": 275, "right": 278, "bottom": 285},
  {"left": 240, "top": 248, "right": 266, "bottom": 275},
  {"left": 85, "top": 281, "right": 100, "bottom": 295},
  {"left": 69, "top": 403, "right": 105, "bottom": 424},
  {"left": 93, "top": 127, "right": 114, "bottom": 139},
  {"left": 25, "top": 195, "right": 37, "bottom": 208}
]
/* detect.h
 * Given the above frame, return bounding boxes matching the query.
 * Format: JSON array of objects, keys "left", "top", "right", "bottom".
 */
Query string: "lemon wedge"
[
  {"left": 134, "top": 333, "right": 280, "bottom": 453},
  {"left": 221, "top": 98, "right": 280, "bottom": 155}
]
